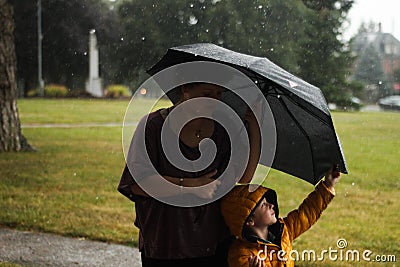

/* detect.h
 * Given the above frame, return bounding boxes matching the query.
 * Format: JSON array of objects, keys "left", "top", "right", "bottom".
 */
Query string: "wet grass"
[
  {"left": 18, "top": 98, "right": 170, "bottom": 125},
  {"left": 1, "top": 100, "right": 399, "bottom": 266},
  {"left": 18, "top": 98, "right": 128, "bottom": 124},
  {"left": 0, "top": 263, "right": 23, "bottom": 267},
  {"left": 0, "top": 126, "right": 135, "bottom": 245}
]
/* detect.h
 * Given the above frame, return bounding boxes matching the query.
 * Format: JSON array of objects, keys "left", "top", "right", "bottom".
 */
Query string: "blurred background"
[{"left": 6, "top": 0, "right": 400, "bottom": 109}]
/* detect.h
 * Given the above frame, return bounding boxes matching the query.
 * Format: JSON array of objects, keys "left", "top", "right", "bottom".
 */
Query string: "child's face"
[{"left": 251, "top": 197, "right": 277, "bottom": 227}]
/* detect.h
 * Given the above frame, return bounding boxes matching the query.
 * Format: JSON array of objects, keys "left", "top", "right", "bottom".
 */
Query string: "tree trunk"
[{"left": 0, "top": 0, "right": 32, "bottom": 152}]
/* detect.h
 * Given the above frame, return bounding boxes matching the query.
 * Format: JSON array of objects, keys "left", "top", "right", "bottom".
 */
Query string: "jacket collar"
[{"left": 243, "top": 221, "right": 284, "bottom": 247}]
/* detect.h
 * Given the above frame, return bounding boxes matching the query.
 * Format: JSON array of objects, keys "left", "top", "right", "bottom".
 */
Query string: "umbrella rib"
[
  {"left": 276, "top": 95, "right": 316, "bottom": 182},
  {"left": 264, "top": 83, "right": 332, "bottom": 128}
]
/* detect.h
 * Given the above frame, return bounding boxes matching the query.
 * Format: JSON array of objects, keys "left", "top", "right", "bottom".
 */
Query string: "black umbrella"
[{"left": 147, "top": 43, "right": 347, "bottom": 185}]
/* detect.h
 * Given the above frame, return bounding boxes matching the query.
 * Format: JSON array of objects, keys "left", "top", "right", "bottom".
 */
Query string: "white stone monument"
[{"left": 85, "top": 29, "right": 103, "bottom": 97}]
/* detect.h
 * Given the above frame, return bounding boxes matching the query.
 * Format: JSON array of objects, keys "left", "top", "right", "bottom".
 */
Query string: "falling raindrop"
[
  {"left": 258, "top": 5, "right": 263, "bottom": 9},
  {"left": 141, "top": 36, "right": 146, "bottom": 41},
  {"left": 83, "top": 52, "right": 87, "bottom": 56},
  {"left": 73, "top": 172, "right": 77, "bottom": 176},
  {"left": 270, "top": 48, "right": 274, "bottom": 52},
  {"left": 351, "top": 182, "right": 355, "bottom": 186},
  {"left": 120, "top": 37, "right": 124, "bottom": 41},
  {"left": 188, "top": 15, "right": 198, "bottom": 25},
  {"left": 190, "top": 3, "right": 194, "bottom": 8},
  {"left": 205, "top": 29, "right": 209, "bottom": 33}
]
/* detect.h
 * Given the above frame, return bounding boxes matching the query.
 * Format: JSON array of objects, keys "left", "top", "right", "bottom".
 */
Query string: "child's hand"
[
  {"left": 323, "top": 165, "right": 341, "bottom": 190},
  {"left": 249, "top": 255, "right": 265, "bottom": 267}
]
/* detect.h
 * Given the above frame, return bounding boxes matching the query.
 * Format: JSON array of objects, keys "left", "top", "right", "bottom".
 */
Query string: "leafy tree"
[
  {"left": 297, "top": 0, "right": 359, "bottom": 104},
  {"left": 353, "top": 44, "right": 390, "bottom": 97},
  {"left": 116, "top": 0, "right": 310, "bottom": 87},
  {"left": 8, "top": 0, "right": 36, "bottom": 93},
  {"left": 10, "top": 0, "right": 357, "bottom": 101},
  {"left": 219, "top": 0, "right": 309, "bottom": 72},
  {"left": 354, "top": 44, "right": 386, "bottom": 85},
  {"left": 0, "top": 0, "right": 32, "bottom": 151},
  {"left": 10, "top": 0, "right": 120, "bottom": 92}
]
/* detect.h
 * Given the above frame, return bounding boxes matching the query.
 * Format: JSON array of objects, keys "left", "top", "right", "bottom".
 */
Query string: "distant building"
[{"left": 351, "top": 23, "right": 400, "bottom": 101}]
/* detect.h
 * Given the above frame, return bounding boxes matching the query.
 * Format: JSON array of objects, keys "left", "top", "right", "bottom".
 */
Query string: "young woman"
[{"left": 118, "top": 83, "right": 260, "bottom": 267}]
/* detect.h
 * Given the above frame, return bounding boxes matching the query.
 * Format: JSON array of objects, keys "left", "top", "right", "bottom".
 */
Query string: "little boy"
[{"left": 221, "top": 167, "right": 340, "bottom": 267}]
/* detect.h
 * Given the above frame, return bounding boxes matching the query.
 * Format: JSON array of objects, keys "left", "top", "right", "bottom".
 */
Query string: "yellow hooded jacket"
[{"left": 221, "top": 182, "right": 335, "bottom": 267}]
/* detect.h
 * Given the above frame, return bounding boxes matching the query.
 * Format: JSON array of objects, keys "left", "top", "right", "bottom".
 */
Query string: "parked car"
[
  {"left": 378, "top": 95, "right": 400, "bottom": 111},
  {"left": 328, "top": 97, "right": 363, "bottom": 111}
]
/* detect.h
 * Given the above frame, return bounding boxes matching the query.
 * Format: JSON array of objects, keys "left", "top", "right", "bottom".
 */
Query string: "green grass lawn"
[
  {"left": 1, "top": 99, "right": 399, "bottom": 266},
  {"left": 0, "top": 263, "right": 23, "bottom": 267}
]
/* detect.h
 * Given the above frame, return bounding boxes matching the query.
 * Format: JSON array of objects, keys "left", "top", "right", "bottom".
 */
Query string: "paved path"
[{"left": 0, "top": 228, "right": 141, "bottom": 267}]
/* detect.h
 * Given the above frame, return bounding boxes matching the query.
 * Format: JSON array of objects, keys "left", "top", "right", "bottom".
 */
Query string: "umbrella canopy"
[{"left": 148, "top": 43, "right": 347, "bottom": 185}]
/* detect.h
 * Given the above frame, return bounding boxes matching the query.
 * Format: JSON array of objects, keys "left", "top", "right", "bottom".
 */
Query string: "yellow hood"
[{"left": 221, "top": 184, "right": 279, "bottom": 240}]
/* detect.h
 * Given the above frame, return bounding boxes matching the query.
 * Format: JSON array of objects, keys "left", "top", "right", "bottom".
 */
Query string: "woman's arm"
[
  {"left": 130, "top": 170, "right": 220, "bottom": 199},
  {"left": 238, "top": 108, "right": 261, "bottom": 183}
]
